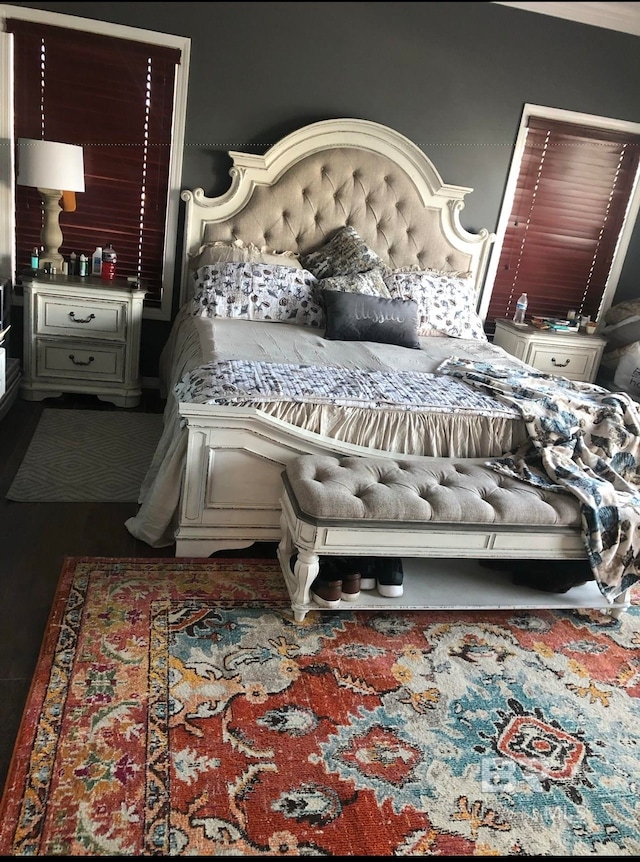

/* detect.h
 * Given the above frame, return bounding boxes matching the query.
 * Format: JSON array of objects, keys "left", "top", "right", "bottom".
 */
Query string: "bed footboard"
[{"left": 175, "top": 403, "right": 414, "bottom": 557}]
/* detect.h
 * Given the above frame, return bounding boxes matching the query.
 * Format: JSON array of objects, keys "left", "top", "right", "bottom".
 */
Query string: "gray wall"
[{"left": 9, "top": 1, "right": 640, "bottom": 377}]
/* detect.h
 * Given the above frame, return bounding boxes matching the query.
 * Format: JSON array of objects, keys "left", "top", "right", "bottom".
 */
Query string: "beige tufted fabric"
[
  {"left": 284, "top": 454, "right": 581, "bottom": 528},
  {"left": 202, "top": 149, "right": 472, "bottom": 274}
]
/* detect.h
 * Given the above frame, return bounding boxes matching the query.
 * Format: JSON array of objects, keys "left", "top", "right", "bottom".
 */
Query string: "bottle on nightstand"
[
  {"left": 101, "top": 244, "right": 117, "bottom": 281},
  {"left": 513, "top": 293, "right": 528, "bottom": 325},
  {"left": 91, "top": 246, "right": 103, "bottom": 276}
]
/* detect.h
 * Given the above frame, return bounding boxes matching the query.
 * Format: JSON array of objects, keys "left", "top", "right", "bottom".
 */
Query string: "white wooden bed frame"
[{"left": 175, "top": 118, "right": 497, "bottom": 558}]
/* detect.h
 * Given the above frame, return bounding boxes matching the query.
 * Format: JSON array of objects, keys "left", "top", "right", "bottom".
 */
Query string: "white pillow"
[
  {"left": 191, "top": 261, "right": 324, "bottom": 327},
  {"left": 188, "top": 239, "right": 302, "bottom": 271},
  {"left": 384, "top": 270, "right": 487, "bottom": 341}
]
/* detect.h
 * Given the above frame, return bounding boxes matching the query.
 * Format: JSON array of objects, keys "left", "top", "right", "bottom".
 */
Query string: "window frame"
[
  {"left": 479, "top": 103, "right": 640, "bottom": 327},
  {"left": 0, "top": 3, "right": 190, "bottom": 322}
]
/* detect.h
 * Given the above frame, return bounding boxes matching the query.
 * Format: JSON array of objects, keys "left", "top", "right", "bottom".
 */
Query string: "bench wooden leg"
[
  {"left": 277, "top": 511, "right": 320, "bottom": 622},
  {"left": 290, "top": 550, "right": 321, "bottom": 621}
]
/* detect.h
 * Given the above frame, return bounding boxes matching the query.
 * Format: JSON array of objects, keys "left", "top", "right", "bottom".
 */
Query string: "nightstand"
[
  {"left": 493, "top": 319, "right": 607, "bottom": 384},
  {"left": 20, "top": 274, "right": 147, "bottom": 408}
]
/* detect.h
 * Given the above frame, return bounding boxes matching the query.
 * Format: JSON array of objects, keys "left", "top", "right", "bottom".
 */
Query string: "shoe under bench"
[{"left": 277, "top": 455, "right": 632, "bottom": 623}]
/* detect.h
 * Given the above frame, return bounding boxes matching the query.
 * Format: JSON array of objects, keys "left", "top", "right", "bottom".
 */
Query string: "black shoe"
[
  {"left": 376, "top": 558, "right": 404, "bottom": 597},
  {"left": 511, "top": 560, "right": 594, "bottom": 593}
]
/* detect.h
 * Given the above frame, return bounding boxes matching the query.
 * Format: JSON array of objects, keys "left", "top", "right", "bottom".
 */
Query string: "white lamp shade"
[{"left": 17, "top": 138, "right": 85, "bottom": 192}]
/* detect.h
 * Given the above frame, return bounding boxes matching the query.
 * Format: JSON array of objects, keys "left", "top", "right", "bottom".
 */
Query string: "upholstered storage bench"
[{"left": 277, "top": 454, "right": 632, "bottom": 622}]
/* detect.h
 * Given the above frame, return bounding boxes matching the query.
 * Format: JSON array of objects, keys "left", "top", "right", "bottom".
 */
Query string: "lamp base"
[
  {"left": 38, "top": 187, "right": 65, "bottom": 272},
  {"left": 38, "top": 253, "right": 64, "bottom": 271}
]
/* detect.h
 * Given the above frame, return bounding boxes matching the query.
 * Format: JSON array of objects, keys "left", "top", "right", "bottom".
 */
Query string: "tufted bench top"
[{"left": 283, "top": 454, "right": 581, "bottom": 529}]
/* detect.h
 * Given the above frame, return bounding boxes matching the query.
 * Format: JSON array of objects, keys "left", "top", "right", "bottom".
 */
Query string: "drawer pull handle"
[
  {"left": 69, "top": 312, "right": 96, "bottom": 324},
  {"left": 551, "top": 357, "right": 570, "bottom": 368},
  {"left": 69, "top": 354, "right": 95, "bottom": 366}
]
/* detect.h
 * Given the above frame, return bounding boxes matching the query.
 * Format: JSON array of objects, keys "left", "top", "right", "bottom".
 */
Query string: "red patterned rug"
[{"left": 1, "top": 557, "right": 639, "bottom": 856}]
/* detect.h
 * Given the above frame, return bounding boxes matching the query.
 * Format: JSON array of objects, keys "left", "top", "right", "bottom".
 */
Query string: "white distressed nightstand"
[
  {"left": 493, "top": 318, "right": 607, "bottom": 383},
  {"left": 20, "top": 274, "right": 147, "bottom": 408}
]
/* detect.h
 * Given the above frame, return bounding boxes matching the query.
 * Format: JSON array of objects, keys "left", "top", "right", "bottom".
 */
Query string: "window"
[
  {"left": 0, "top": 5, "right": 190, "bottom": 321},
  {"left": 481, "top": 105, "right": 640, "bottom": 334}
]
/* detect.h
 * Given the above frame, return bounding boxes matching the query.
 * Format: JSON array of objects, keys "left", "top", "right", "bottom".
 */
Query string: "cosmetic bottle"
[{"left": 92, "top": 246, "right": 102, "bottom": 276}]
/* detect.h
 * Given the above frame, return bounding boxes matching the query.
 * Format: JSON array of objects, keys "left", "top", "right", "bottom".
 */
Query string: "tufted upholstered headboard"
[{"left": 179, "top": 118, "right": 495, "bottom": 308}]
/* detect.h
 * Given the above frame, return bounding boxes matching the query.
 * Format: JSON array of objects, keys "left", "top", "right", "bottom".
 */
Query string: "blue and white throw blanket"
[
  {"left": 174, "top": 359, "right": 519, "bottom": 417},
  {"left": 438, "top": 357, "right": 640, "bottom": 603}
]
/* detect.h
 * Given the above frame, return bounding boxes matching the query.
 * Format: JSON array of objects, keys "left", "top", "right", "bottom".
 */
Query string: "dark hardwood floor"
[{"left": 0, "top": 389, "right": 277, "bottom": 800}]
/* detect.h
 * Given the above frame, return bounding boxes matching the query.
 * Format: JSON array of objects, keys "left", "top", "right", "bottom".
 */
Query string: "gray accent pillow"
[
  {"left": 323, "top": 289, "right": 420, "bottom": 349},
  {"left": 302, "top": 225, "right": 386, "bottom": 279},
  {"left": 602, "top": 315, "right": 640, "bottom": 348}
]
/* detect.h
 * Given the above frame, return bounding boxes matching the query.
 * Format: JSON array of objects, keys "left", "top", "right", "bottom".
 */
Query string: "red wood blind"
[
  {"left": 9, "top": 19, "right": 181, "bottom": 304},
  {"left": 486, "top": 117, "right": 640, "bottom": 330}
]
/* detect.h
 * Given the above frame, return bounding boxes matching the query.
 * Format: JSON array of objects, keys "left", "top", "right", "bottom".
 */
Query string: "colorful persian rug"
[{"left": 1, "top": 558, "right": 639, "bottom": 856}]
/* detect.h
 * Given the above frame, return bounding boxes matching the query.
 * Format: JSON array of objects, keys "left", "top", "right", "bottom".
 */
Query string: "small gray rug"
[{"left": 7, "top": 409, "right": 164, "bottom": 502}]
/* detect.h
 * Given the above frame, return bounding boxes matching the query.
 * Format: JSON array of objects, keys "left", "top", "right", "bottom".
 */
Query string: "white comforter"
[{"left": 126, "top": 309, "right": 530, "bottom": 547}]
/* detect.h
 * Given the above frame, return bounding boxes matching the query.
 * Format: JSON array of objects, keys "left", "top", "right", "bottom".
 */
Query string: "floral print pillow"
[
  {"left": 191, "top": 262, "right": 325, "bottom": 327},
  {"left": 317, "top": 270, "right": 391, "bottom": 298},
  {"left": 302, "top": 225, "right": 386, "bottom": 279},
  {"left": 384, "top": 270, "right": 487, "bottom": 341}
]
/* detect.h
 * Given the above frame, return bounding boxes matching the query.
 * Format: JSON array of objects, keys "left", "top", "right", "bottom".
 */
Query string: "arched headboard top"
[{"left": 180, "top": 118, "right": 495, "bottom": 306}]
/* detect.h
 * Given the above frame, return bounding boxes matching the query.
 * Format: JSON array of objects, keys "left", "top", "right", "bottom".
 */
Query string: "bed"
[
  {"left": 125, "top": 117, "right": 540, "bottom": 557},
  {"left": 123, "top": 116, "right": 640, "bottom": 612}
]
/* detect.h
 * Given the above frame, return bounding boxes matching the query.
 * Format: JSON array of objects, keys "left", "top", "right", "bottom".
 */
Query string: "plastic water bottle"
[{"left": 513, "top": 292, "right": 528, "bottom": 325}]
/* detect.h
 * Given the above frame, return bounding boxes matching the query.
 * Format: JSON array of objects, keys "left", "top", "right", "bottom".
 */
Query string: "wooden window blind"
[
  {"left": 485, "top": 117, "right": 640, "bottom": 331},
  {"left": 8, "top": 19, "right": 181, "bottom": 305}
]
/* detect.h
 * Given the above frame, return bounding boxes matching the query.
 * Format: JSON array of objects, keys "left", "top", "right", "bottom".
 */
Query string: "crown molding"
[{"left": 493, "top": 2, "right": 640, "bottom": 37}]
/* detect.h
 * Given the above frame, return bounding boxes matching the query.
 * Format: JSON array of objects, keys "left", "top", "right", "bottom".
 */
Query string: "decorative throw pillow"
[
  {"left": 302, "top": 225, "right": 386, "bottom": 279},
  {"left": 384, "top": 270, "right": 487, "bottom": 341},
  {"left": 601, "top": 315, "right": 640, "bottom": 349},
  {"left": 188, "top": 240, "right": 302, "bottom": 271},
  {"left": 317, "top": 270, "right": 391, "bottom": 299},
  {"left": 322, "top": 289, "right": 420, "bottom": 349},
  {"left": 191, "top": 262, "right": 324, "bottom": 327},
  {"left": 604, "top": 299, "right": 640, "bottom": 326}
]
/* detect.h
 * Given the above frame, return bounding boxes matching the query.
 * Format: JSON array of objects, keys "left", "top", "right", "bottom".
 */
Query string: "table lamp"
[{"left": 16, "top": 138, "right": 85, "bottom": 270}]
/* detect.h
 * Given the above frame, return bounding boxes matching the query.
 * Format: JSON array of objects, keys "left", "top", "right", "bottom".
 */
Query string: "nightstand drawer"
[
  {"left": 36, "top": 340, "right": 125, "bottom": 382},
  {"left": 37, "top": 294, "right": 127, "bottom": 341},
  {"left": 526, "top": 345, "right": 594, "bottom": 380}
]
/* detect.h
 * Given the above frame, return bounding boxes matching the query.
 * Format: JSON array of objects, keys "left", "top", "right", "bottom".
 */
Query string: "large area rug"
[
  {"left": 6, "top": 409, "right": 164, "bottom": 502},
  {"left": 1, "top": 558, "right": 639, "bottom": 856}
]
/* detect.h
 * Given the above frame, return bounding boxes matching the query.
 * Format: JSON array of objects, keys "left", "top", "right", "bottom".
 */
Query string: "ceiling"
[{"left": 493, "top": 2, "right": 640, "bottom": 36}]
